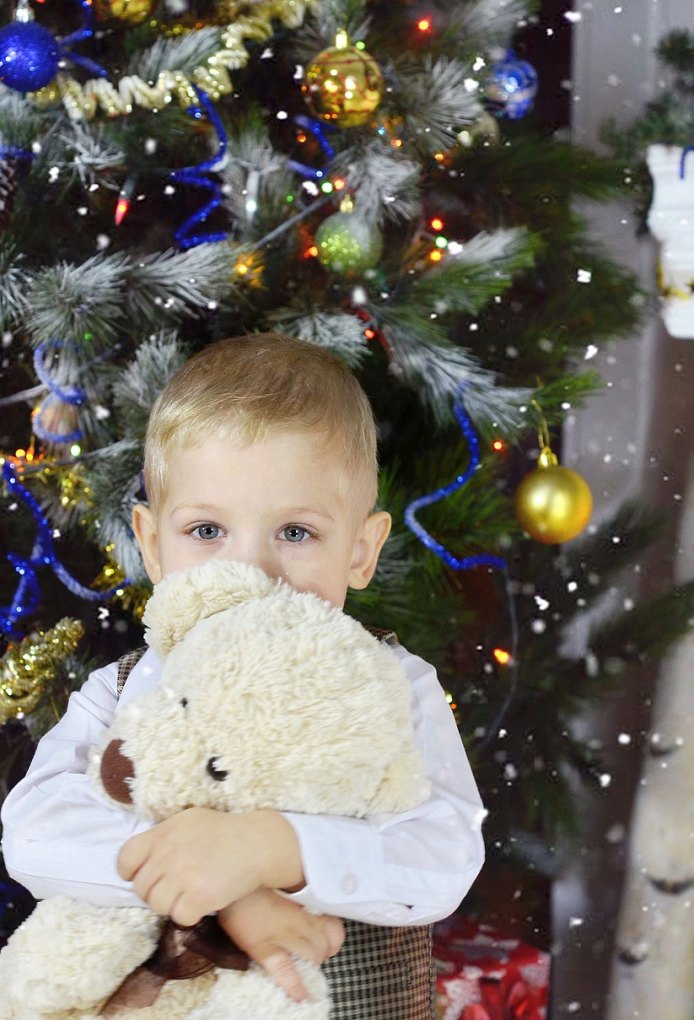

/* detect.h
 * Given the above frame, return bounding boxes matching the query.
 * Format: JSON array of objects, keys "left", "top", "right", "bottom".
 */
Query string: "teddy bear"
[{"left": 0, "top": 559, "right": 431, "bottom": 1019}]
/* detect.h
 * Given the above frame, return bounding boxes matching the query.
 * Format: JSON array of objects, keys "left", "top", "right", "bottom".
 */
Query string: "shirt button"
[{"left": 341, "top": 872, "right": 358, "bottom": 895}]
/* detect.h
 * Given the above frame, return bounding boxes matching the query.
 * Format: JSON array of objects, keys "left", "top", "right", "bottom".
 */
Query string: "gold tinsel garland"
[
  {"left": 0, "top": 618, "right": 85, "bottom": 724},
  {"left": 30, "top": 0, "right": 318, "bottom": 120}
]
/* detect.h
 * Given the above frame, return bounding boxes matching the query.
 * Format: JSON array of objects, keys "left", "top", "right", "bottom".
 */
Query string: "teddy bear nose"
[
  {"left": 206, "top": 757, "right": 228, "bottom": 781},
  {"left": 101, "top": 738, "right": 135, "bottom": 804}
]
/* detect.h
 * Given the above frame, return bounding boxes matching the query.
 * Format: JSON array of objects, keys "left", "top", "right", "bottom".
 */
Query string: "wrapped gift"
[{"left": 433, "top": 916, "right": 550, "bottom": 1020}]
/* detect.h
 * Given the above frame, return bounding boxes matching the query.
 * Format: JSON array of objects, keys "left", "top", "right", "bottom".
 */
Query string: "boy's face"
[{"left": 132, "top": 430, "right": 391, "bottom": 609}]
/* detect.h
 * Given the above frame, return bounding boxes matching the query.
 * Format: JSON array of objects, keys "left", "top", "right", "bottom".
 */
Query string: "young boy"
[{"left": 1, "top": 334, "right": 485, "bottom": 1018}]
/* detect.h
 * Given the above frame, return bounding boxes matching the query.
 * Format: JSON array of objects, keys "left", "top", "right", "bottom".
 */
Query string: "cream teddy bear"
[{"left": 0, "top": 559, "right": 430, "bottom": 1019}]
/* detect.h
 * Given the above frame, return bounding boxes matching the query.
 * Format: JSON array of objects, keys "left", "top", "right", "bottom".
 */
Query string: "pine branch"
[
  {"left": 111, "top": 333, "right": 188, "bottom": 438},
  {"left": 656, "top": 29, "right": 694, "bottom": 94},
  {"left": 81, "top": 440, "right": 148, "bottom": 582},
  {"left": 269, "top": 307, "right": 368, "bottom": 366},
  {"left": 26, "top": 254, "right": 129, "bottom": 347},
  {"left": 407, "top": 228, "right": 539, "bottom": 314},
  {"left": 388, "top": 57, "right": 483, "bottom": 155},
  {"left": 333, "top": 141, "right": 420, "bottom": 224},
  {"left": 122, "top": 244, "right": 236, "bottom": 325},
  {"left": 447, "top": 0, "right": 536, "bottom": 52},
  {"left": 0, "top": 240, "right": 30, "bottom": 329},
  {"left": 130, "top": 28, "right": 223, "bottom": 79},
  {"left": 375, "top": 306, "right": 529, "bottom": 427}
]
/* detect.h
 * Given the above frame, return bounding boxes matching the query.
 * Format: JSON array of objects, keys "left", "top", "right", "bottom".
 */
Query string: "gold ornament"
[
  {"left": 0, "top": 618, "right": 84, "bottom": 724},
  {"left": 315, "top": 196, "right": 383, "bottom": 274},
  {"left": 93, "top": 0, "right": 157, "bottom": 26},
  {"left": 303, "top": 32, "right": 383, "bottom": 128},
  {"left": 515, "top": 446, "right": 593, "bottom": 544}
]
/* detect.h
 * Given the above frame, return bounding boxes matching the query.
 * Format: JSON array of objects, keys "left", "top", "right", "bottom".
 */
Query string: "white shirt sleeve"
[
  {"left": 1, "top": 652, "right": 157, "bottom": 907},
  {"left": 282, "top": 645, "right": 486, "bottom": 926},
  {"left": 1, "top": 644, "right": 485, "bottom": 923}
]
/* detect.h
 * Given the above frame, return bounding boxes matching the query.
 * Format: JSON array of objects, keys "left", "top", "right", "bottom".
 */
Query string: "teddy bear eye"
[{"left": 206, "top": 757, "right": 228, "bottom": 781}]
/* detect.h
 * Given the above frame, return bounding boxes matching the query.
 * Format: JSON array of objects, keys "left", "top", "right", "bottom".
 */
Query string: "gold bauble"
[
  {"left": 303, "top": 43, "right": 383, "bottom": 128},
  {"left": 93, "top": 0, "right": 157, "bottom": 26},
  {"left": 515, "top": 449, "right": 593, "bottom": 544}
]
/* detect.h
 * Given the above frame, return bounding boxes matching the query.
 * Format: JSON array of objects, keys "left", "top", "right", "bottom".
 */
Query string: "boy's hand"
[
  {"left": 117, "top": 807, "right": 305, "bottom": 926},
  {"left": 218, "top": 889, "right": 345, "bottom": 1002}
]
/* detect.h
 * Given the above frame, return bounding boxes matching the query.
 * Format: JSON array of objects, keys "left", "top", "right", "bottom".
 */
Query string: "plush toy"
[{"left": 0, "top": 560, "right": 430, "bottom": 1019}]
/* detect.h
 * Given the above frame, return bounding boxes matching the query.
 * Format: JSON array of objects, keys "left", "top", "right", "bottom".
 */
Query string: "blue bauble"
[
  {"left": 484, "top": 52, "right": 538, "bottom": 120},
  {"left": 0, "top": 20, "right": 59, "bottom": 93}
]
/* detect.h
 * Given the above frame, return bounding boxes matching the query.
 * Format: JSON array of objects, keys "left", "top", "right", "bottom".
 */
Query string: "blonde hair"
[{"left": 144, "top": 333, "right": 379, "bottom": 512}]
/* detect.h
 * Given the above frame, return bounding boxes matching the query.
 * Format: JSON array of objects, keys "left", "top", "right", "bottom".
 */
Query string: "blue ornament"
[
  {"left": 0, "top": 20, "right": 59, "bottom": 93},
  {"left": 484, "top": 51, "right": 538, "bottom": 120}
]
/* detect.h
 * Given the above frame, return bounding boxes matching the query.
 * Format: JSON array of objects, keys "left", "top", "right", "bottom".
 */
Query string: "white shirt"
[{"left": 1, "top": 643, "right": 485, "bottom": 926}]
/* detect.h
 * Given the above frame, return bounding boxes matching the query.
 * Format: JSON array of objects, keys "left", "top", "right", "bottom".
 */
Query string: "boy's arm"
[
  {"left": 117, "top": 806, "right": 305, "bottom": 924},
  {"left": 118, "top": 645, "right": 485, "bottom": 927},
  {"left": 1, "top": 659, "right": 154, "bottom": 907},
  {"left": 280, "top": 645, "right": 485, "bottom": 926}
]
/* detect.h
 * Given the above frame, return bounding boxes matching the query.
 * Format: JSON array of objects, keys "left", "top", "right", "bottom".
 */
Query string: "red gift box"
[{"left": 432, "top": 917, "right": 550, "bottom": 1020}]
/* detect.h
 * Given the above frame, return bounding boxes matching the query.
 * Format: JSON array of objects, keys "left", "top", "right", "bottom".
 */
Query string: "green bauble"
[{"left": 315, "top": 212, "right": 383, "bottom": 274}]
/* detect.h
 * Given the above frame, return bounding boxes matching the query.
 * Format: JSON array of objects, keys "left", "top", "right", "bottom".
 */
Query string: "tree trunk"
[{"left": 607, "top": 448, "right": 694, "bottom": 1019}]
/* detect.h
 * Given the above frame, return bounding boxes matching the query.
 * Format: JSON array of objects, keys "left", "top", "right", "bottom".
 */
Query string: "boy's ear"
[
  {"left": 349, "top": 511, "right": 392, "bottom": 590},
  {"left": 132, "top": 503, "right": 162, "bottom": 584}
]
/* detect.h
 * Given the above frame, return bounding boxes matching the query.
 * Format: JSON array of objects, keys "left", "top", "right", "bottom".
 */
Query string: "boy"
[{"left": 2, "top": 334, "right": 485, "bottom": 1018}]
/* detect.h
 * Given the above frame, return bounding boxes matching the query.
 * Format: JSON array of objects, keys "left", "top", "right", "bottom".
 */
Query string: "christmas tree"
[{"left": 2, "top": 0, "right": 693, "bottom": 949}]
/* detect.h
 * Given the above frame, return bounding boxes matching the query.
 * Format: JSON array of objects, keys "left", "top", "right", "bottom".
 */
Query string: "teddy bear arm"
[{"left": 0, "top": 897, "right": 161, "bottom": 1015}]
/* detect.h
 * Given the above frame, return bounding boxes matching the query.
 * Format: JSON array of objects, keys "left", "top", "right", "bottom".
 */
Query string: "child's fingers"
[
  {"left": 117, "top": 830, "right": 148, "bottom": 880},
  {"left": 256, "top": 949, "right": 310, "bottom": 1003},
  {"left": 321, "top": 915, "right": 345, "bottom": 958}
]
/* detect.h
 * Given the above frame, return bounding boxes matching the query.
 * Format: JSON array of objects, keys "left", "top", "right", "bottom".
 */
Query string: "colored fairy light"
[
  {"left": 417, "top": 17, "right": 432, "bottom": 31},
  {"left": 492, "top": 438, "right": 506, "bottom": 452},
  {"left": 429, "top": 249, "right": 443, "bottom": 262},
  {"left": 493, "top": 647, "right": 512, "bottom": 665},
  {"left": 404, "top": 396, "right": 506, "bottom": 572},
  {"left": 114, "top": 192, "right": 130, "bottom": 225},
  {"left": 431, "top": 217, "right": 444, "bottom": 231}
]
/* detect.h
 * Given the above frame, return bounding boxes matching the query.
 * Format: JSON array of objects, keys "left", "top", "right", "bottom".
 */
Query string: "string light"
[
  {"left": 417, "top": 17, "right": 432, "bottom": 32},
  {"left": 493, "top": 647, "right": 512, "bottom": 665},
  {"left": 114, "top": 176, "right": 137, "bottom": 226}
]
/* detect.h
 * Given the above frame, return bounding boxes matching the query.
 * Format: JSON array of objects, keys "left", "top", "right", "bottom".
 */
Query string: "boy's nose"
[{"left": 223, "top": 542, "right": 281, "bottom": 582}]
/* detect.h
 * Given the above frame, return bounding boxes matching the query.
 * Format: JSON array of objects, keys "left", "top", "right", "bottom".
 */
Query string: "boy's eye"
[
  {"left": 281, "top": 525, "right": 310, "bottom": 543},
  {"left": 192, "top": 524, "right": 221, "bottom": 541}
]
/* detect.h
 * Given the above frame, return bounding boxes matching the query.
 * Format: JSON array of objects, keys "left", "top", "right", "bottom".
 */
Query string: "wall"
[{"left": 552, "top": 1, "right": 694, "bottom": 1015}]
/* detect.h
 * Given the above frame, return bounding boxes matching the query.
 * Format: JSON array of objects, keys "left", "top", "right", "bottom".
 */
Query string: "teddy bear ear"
[{"left": 142, "top": 560, "right": 279, "bottom": 656}]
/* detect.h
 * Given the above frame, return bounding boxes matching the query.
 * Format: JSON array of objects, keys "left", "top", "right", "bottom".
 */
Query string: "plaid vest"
[{"left": 116, "top": 647, "right": 434, "bottom": 1019}]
